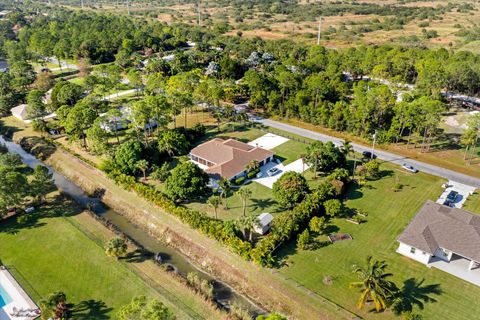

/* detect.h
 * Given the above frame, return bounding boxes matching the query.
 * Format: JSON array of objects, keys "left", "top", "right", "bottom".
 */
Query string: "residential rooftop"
[{"left": 398, "top": 200, "right": 480, "bottom": 262}]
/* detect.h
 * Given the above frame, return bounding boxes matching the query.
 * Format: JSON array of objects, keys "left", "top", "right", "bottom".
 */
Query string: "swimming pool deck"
[{"left": 0, "top": 267, "right": 39, "bottom": 320}]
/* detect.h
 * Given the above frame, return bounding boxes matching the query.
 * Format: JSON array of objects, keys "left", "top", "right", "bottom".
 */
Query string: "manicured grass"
[
  {"left": 277, "top": 163, "right": 480, "bottom": 319},
  {"left": 463, "top": 191, "right": 480, "bottom": 214},
  {"left": 0, "top": 204, "right": 156, "bottom": 318},
  {"left": 0, "top": 198, "right": 222, "bottom": 319},
  {"left": 186, "top": 181, "right": 282, "bottom": 221},
  {"left": 272, "top": 139, "right": 308, "bottom": 165}
]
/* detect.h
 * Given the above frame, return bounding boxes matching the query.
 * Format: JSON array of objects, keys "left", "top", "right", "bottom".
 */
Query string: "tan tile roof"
[
  {"left": 190, "top": 138, "right": 274, "bottom": 179},
  {"left": 398, "top": 200, "right": 480, "bottom": 262}
]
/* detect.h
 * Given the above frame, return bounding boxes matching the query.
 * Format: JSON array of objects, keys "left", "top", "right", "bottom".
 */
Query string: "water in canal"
[{"left": 0, "top": 136, "right": 261, "bottom": 315}]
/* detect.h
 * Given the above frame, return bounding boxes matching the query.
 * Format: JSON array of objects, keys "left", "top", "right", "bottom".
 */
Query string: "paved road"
[
  {"left": 101, "top": 88, "right": 139, "bottom": 101},
  {"left": 256, "top": 118, "right": 480, "bottom": 188},
  {"left": 46, "top": 57, "right": 78, "bottom": 70}
]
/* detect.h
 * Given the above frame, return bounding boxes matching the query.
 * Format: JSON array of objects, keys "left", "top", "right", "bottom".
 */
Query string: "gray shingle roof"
[{"left": 398, "top": 200, "right": 480, "bottom": 262}]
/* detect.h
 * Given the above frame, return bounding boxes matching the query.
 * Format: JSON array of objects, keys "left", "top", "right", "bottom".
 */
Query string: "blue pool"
[{"left": 0, "top": 283, "right": 13, "bottom": 307}]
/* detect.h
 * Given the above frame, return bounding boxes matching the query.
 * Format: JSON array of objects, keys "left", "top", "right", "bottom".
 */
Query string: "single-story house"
[
  {"left": 189, "top": 138, "right": 274, "bottom": 181},
  {"left": 10, "top": 104, "right": 29, "bottom": 121},
  {"left": 254, "top": 213, "right": 274, "bottom": 235},
  {"left": 397, "top": 200, "right": 480, "bottom": 278}
]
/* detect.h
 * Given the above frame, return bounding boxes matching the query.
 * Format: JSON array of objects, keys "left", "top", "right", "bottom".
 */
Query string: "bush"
[
  {"left": 272, "top": 171, "right": 309, "bottom": 209},
  {"left": 324, "top": 199, "right": 343, "bottom": 217},
  {"left": 246, "top": 168, "right": 260, "bottom": 179},
  {"left": 297, "top": 229, "right": 311, "bottom": 250},
  {"left": 165, "top": 162, "right": 209, "bottom": 201},
  {"left": 234, "top": 176, "right": 246, "bottom": 185}
]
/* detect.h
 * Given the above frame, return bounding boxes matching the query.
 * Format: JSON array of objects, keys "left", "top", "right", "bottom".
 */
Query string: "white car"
[
  {"left": 267, "top": 167, "right": 280, "bottom": 176},
  {"left": 402, "top": 163, "right": 418, "bottom": 173}
]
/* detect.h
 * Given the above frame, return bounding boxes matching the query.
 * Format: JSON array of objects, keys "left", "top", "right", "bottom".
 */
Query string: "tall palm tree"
[
  {"left": 237, "top": 188, "right": 252, "bottom": 216},
  {"left": 218, "top": 178, "right": 232, "bottom": 209},
  {"left": 342, "top": 139, "right": 357, "bottom": 176},
  {"left": 349, "top": 255, "right": 398, "bottom": 312},
  {"left": 236, "top": 213, "right": 258, "bottom": 241},
  {"left": 207, "top": 195, "right": 222, "bottom": 219}
]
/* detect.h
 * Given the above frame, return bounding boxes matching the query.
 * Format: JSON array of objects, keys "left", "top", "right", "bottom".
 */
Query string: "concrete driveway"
[
  {"left": 255, "top": 159, "right": 309, "bottom": 189},
  {"left": 436, "top": 181, "right": 476, "bottom": 208}
]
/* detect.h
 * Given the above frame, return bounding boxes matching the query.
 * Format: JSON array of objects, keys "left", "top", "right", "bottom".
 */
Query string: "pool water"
[{"left": 0, "top": 283, "right": 12, "bottom": 307}]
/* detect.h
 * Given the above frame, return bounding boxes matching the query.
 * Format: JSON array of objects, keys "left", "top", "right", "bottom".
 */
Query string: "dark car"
[
  {"left": 443, "top": 191, "right": 458, "bottom": 206},
  {"left": 362, "top": 151, "right": 377, "bottom": 159}
]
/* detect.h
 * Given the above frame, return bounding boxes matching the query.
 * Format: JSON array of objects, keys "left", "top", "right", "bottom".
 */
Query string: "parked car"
[
  {"left": 443, "top": 191, "right": 459, "bottom": 206},
  {"left": 362, "top": 151, "right": 377, "bottom": 159},
  {"left": 267, "top": 167, "right": 280, "bottom": 176},
  {"left": 402, "top": 163, "right": 418, "bottom": 173}
]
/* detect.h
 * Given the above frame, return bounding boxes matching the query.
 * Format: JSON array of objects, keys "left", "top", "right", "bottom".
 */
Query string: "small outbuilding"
[
  {"left": 10, "top": 104, "right": 29, "bottom": 121},
  {"left": 254, "top": 213, "right": 274, "bottom": 235}
]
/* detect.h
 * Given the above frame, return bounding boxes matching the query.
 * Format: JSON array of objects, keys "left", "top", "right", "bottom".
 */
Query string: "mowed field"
[
  {"left": 0, "top": 197, "right": 223, "bottom": 319},
  {"left": 277, "top": 162, "right": 480, "bottom": 319}
]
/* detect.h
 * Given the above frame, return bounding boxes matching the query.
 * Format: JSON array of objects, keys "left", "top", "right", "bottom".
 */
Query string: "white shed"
[
  {"left": 11, "top": 104, "right": 29, "bottom": 121},
  {"left": 254, "top": 213, "right": 274, "bottom": 235}
]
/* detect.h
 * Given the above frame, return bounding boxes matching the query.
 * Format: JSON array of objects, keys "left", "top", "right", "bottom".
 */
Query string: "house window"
[{"left": 410, "top": 247, "right": 416, "bottom": 254}]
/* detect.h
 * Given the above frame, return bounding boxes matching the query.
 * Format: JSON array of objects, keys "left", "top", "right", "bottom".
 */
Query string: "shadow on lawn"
[
  {"left": 70, "top": 299, "right": 112, "bottom": 320},
  {"left": 1, "top": 194, "right": 81, "bottom": 234},
  {"left": 122, "top": 249, "right": 153, "bottom": 263},
  {"left": 391, "top": 278, "right": 442, "bottom": 315}
]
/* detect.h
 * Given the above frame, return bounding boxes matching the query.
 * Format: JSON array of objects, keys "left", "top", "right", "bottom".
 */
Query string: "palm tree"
[
  {"left": 135, "top": 159, "right": 149, "bottom": 180},
  {"left": 237, "top": 188, "right": 252, "bottom": 216},
  {"left": 245, "top": 160, "right": 260, "bottom": 173},
  {"left": 105, "top": 237, "right": 128, "bottom": 259},
  {"left": 349, "top": 256, "right": 398, "bottom": 312},
  {"left": 305, "top": 141, "right": 322, "bottom": 177},
  {"left": 236, "top": 213, "right": 258, "bottom": 241},
  {"left": 342, "top": 139, "right": 357, "bottom": 176},
  {"left": 207, "top": 195, "right": 222, "bottom": 219},
  {"left": 40, "top": 291, "right": 68, "bottom": 320},
  {"left": 218, "top": 178, "right": 232, "bottom": 209}
]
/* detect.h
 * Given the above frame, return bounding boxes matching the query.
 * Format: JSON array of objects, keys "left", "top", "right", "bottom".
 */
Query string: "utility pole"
[
  {"left": 197, "top": 1, "right": 201, "bottom": 26},
  {"left": 81, "top": 0, "right": 84, "bottom": 9},
  {"left": 371, "top": 130, "right": 378, "bottom": 160},
  {"left": 317, "top": 16, "right": 323, "bottom": 45},
  {"left": 126, "top": 0, "right": 130, "bottom": 15}
]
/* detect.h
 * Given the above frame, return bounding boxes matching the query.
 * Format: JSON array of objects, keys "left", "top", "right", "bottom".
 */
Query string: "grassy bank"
[{"left": 0, "top": 196, "right": 221, "bottom": 319}]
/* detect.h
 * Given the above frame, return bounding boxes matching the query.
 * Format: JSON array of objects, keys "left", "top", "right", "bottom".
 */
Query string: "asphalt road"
[{"left": 256, "top": 118, "right": 480, "bottom": 188}]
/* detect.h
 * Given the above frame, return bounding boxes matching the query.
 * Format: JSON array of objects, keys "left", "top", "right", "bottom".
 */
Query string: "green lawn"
[
  {"left": 272, "top": 139, "right": 308, "bottom": 165},
  {"left": 463, "top": 191, "right": 480, "bottom": 214},
  {"left": 0, "top": 198, "right": 218, "bottom": 319},
  {"left": 186, "top": 181, "right": 282, "bottom": 221},
  {"left": 277, "top": 164, "right": 480, "bottom": 319}
]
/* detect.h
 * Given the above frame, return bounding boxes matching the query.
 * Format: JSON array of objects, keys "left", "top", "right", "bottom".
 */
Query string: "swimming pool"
[{"left": 0, "top": 282, "right": 13, "bottom": 308}]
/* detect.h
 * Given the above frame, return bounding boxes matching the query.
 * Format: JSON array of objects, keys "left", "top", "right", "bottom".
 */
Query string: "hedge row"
[
  {"left": 107, "top": 170, "right": 335, "bottom": 266},
  {"left": 107, "top": 170, "right": 253, "bottom": 259},
  {"left": 251, "top": 183, "right": 336, "bottom": 267}
]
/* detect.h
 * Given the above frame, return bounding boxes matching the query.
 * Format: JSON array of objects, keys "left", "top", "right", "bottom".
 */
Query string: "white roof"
[
  {"left": 258, "top": 213, "right": 273, "bottom": 226},
  {"left": 11, "top": 104, "right": 28, "bottom": 119}
]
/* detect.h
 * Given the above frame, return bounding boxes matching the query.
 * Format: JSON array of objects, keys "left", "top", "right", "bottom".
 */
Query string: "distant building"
[
  {"left": 254, "top": 213, "right": 274, "bottom": 235},
  {"left": 10, "top": 104, "right": 29, "bottom": 121},
  {"left": 189, "top": 138, "right": 274, "bottom": 181}
]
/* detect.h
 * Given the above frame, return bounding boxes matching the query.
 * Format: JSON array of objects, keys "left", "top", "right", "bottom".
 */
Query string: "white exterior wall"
[
  {"left": 397, "top": 242, "right": 432, "bottom": 265},
  {"left": 434, "top": 247, "right": 453, "bottom": 262}
]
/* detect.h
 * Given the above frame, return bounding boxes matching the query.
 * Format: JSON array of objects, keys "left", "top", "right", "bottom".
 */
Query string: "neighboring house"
[
  {"left": 10, "top": 104, "right": 29, "bottom": 121},
  {"left": 189, "top": 138, "right": 274, "bottom": 181},
  {"left": 0, "top": 60, "right": 8, "bottom": 73},
  {"left": 397, "top": 200, "right": 480, "bottom": 284},
  {"left": 254, "top": 213, "right": 274, "bottom": 235},
  {"left": 99, "top": 106, "right": 159, "bottom": 132}
]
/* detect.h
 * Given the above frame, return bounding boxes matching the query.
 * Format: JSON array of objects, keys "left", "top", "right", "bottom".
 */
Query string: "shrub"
[
  {"left": 234, "top": 176, "right": 246, "bottom": 185},
  {"left": 324, "top": 199, "right": 343, "bottom": 217},
  {"left": 297, "top": 229, "right": 311, "bottom": 250},
  {"left": 272, "top": 171, "right": 309, "bottom": 209},
  {"left": 165, "top": 162, "right": 209, "bottom": 201}
]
